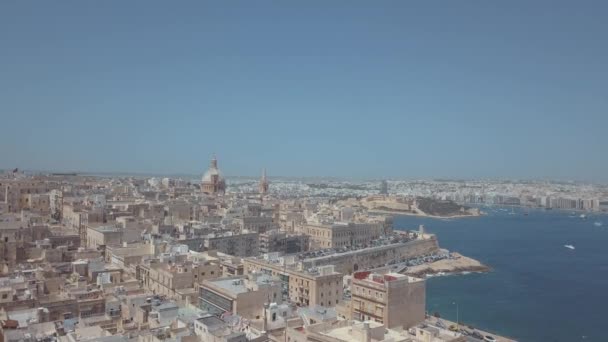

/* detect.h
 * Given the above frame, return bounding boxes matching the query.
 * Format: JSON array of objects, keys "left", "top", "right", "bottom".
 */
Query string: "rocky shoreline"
[
  {"left": 369, "top": 208, "right": 482, "bottom": 219},
  {"left": 403, "top": 253, "right": 491, "bottom": 278}
]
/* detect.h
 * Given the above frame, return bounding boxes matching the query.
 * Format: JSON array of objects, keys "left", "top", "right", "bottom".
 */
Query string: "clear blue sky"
[{"left": 1, "top": 1, "right": 607, "bottom": 181}]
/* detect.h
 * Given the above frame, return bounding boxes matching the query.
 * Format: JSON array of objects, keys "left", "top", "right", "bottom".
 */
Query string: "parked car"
[{"left": 471, "top": 331, "right": 484, "bottom": 339}]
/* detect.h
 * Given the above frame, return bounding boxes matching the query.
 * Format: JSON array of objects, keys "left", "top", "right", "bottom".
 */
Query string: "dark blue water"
[{"left": 394, "top": 208, "right": 608, "bottom": 342}]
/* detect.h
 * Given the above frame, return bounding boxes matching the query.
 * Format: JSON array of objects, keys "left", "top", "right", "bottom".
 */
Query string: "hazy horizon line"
[{"left": 2, "top": 167, "right": 605, "bottom": 186}]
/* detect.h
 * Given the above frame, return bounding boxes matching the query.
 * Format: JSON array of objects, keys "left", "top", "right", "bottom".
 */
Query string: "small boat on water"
[
  {"left": 564, "top": 244, "right": 575, "bottom": 250},
  {"left": 580, "top": 214, "right": 587, "bottom": 219},
  {"left": 594, "top": 221, "right": 603, "bottom": 227}
]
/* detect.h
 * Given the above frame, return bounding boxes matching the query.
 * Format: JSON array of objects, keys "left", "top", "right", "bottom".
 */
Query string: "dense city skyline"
[
  {"left": 1, "top": 151, "right": 605, "bottom": 341},
  {"left": 3, "top": 168, "right": 608, "bottom": 186},
  {"left": 2, "top": 1, "right": 608, "bottom": 181},
  {"left": 2, "top": 3, "right": 607, "bottom": 341}
]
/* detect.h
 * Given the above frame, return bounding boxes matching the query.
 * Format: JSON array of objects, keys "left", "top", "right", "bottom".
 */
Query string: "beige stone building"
[
  {"left": 301, "top": 236, "right": 439, "bottom": 274},
  {"left": 351, "top": 271, "right": 425, "bottom": 329},
  {"left": 278, "top": 209, "right": 305, "bottom": 232},
  {"left": 139, "top": 261, "right": 220, "bottom": 299},
  {"left": 204, "top": 232, "right": 259, "bottom": 257},
  {"left": 288, "top": 319, "right": 408, "bottom": 342},
  {"left": 198, "top": 273, "right": 282, "bottom": 319},
  {"left": 105, "top": 243, "right": 155, "bottom": 267},
  {"left": 243, "top": 257, "right": 343, "bottom": 308},
  {"left": 86, "top": 226, "right": 123, "bottom": 250},
  {"left": 142, "top": 263, "right": 194, "bottom": 297},
  {"left": 0, "top": 285, "right": 13, "bottom": 304},
  {"left": 63, "top": 201, "right": 106, "bottom": 246},
  {"left": 1, "top": 179, "right": 58, "bottom": 213},
  {"left": 297, "top": 222, "right": 387, "bottom": 250},
  {"left": 259, "top": 230, "right": 309, "bottom": 254},
  {"left": 236, "top": 216, "right": 275, "bottom": 233},
  {"left": 287, "top": 317, "right": 466, "bottom": 342},
  {"left": 194, "top": 315, "right": 248, "bottom": 342},
  {"left": 68, "top": 286, "right": 106, "bottom": 318},
  {"left": 23, "top": 193, "right": 50, "bottom": 214}
]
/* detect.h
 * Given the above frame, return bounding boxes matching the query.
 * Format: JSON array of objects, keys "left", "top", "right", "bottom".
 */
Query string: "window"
[{"left": 1, "top": 294, "right": 7, "bottom": 299}]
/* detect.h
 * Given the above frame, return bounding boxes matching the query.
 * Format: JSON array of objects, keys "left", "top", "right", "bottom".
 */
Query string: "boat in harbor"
[
  {"left": 580, "top": 214, "right": 587, "bottom": 219},
  {"left": 594, "top": 221, "right": 603, "bottom": 227},
  {"left": 564, "top": 244, "right": 575, "bottom": 250}
]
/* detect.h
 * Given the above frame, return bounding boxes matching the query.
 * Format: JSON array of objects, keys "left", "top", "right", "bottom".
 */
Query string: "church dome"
[
  {"left": 201, "top": 155, "right": 226, "bottom": 194},
  {"left": 202, "top": 167, "right": 224, "bottom": 183}
]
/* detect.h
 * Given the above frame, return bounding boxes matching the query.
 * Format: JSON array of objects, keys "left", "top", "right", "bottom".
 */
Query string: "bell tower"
[{"left": 259, "top": 168, "right": 269, "bottom": 194}]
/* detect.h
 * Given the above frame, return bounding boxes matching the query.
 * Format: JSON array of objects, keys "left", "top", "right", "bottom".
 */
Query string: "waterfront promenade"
[{"left": 426, "top": 316, "right": 517, "bottom": 342}]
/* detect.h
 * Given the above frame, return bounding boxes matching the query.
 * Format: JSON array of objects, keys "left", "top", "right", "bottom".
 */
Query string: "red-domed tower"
[{"left": 201, "top": 155, "right": 226, "bottom": 195}]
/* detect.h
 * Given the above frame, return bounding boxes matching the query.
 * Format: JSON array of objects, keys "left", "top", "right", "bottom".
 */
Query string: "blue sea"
[{"left": 394, "top": 208, "right": 608, "bottom": 342}]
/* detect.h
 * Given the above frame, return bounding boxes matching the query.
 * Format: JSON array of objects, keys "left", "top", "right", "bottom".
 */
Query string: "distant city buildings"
[
  {"left": 380, "top": 180, "right": 388, "bottom": 195},
  {"left": 0, "top": 166, "right": 571, "bottom": 342}
]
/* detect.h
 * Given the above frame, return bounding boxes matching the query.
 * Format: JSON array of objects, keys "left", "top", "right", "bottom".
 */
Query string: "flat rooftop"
[
  {"left": 210, "top": 278, "right": 249, "bottom": 295},
  {"left": 298, "top": 306, "right": 337, "bottom": 322},
  {"left": 353, "top": 271, "right": 423, "bottom": 284},
  {"left": 321, "top": 321, "right": 404, "bottom": 342},
  {"left": 208, "top": 273, "right": 276, "bottom": 295},
  {"left": 90, "top": 226, "right": 122, "bottom": 233},
  {"left": 197, "top": 315, "right": 225, "bottom": 329}
]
